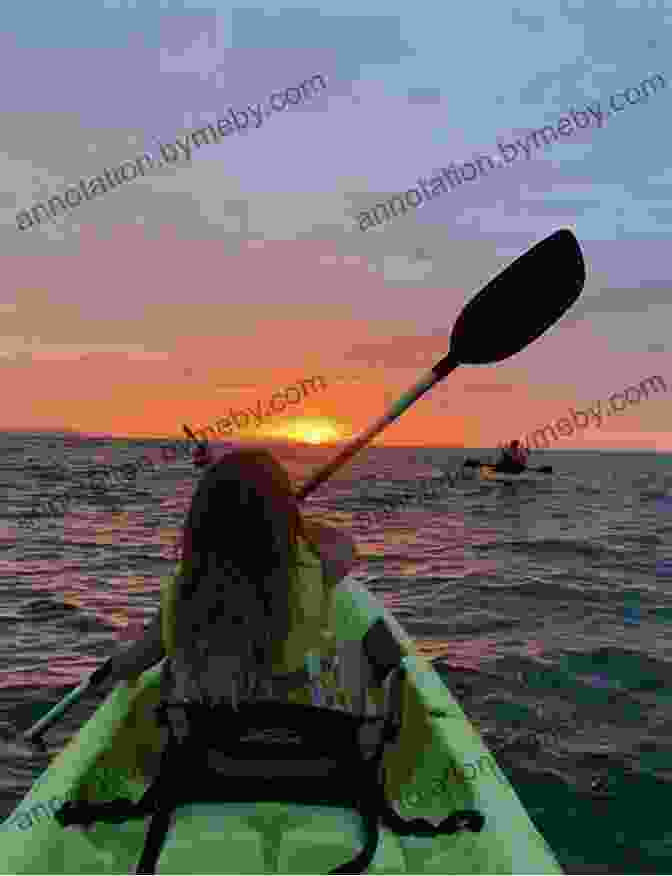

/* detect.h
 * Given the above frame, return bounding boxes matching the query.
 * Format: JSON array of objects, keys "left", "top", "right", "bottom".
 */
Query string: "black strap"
[
  {"left": 135, "top": 792, "right": 381, "bottom": 875},
  {"left": 362, "top": 619, "right": 405, "bottom": 687},
  {"left": 136, "top": 807, "right": 173, "bottom": 875},
  {"left": 57, "top": 702, "right": 393, "bottom": 874},
  {"left": 54, "top": 628, "right": 485, "bottom": 873},
  {"left": 55, "top": 768, "right": 484, "bottom": 875},
  {"left": 55, "top": 799, "right": 140, "bottom": 828},
  {"left": 134, "top": 708, "right": 387, "bottom": 875},
  {"left": 56, "top": 782, "right": 484, "bottom": 875},
  {"left": 329, "top": 797, "right": 380, "bottom": 875},
  {"left": 376, "top": 778, "right": 485, "bottom": 837}
]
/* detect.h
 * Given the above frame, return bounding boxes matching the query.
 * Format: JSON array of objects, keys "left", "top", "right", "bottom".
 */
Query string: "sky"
[{"left": 1, "top": 0, "right": 670, "bottom": 450}]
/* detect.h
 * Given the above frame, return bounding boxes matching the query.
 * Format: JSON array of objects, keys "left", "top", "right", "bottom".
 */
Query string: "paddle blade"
[{"left": 447, "top": 229, "right": 585, "bottom": 366}]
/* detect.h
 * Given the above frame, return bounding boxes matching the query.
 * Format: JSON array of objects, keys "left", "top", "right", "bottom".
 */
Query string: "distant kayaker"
[
  {"left": 191, "top": 442, "right": 212, "bottom": 468},
  {"left": 102, "top": 449, "right": 367, "bottom": 750},
  {"left": 496, "top": 439, "right": 529, "bottom": 473}
]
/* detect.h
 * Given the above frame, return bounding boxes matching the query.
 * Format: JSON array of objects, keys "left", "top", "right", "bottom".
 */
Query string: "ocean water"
[{"left": 1, "top": 431, "right": 670, "bottom": 873}]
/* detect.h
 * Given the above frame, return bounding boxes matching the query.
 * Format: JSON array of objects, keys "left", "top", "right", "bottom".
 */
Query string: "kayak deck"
[{"left": 1, "top": 575, "right": 563, "bottom": 874}]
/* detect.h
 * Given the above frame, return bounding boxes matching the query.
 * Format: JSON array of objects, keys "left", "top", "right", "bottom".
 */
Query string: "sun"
[
  {"left": 299, "top": 426, "right": 336, "bottom": 444},
  {"left": 262, "top": 418, "right": 343, "bottom": 444},
  {"left": 285, "top": 419, "right": 342, "bottom": 444}
]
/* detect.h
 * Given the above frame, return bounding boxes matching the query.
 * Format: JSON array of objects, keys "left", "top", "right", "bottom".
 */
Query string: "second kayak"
[
  {"left": 459, "top": 461, "right": 554, "bottom": 486},
  {"left": 478, "top": 465, "right": 552, "bottom": 484}
]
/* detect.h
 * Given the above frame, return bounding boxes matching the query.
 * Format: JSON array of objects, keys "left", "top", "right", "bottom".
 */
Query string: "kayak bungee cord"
[{"left": 15, "top": 227, "right": 586, "bottom": 748}]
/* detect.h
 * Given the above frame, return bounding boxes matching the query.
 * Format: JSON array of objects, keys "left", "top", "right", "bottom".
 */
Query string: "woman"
[{"left": 103, "top": 448, "right": 362, "bottom": 729}]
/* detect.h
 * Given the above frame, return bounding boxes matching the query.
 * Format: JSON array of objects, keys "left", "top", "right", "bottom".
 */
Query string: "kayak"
[
  {"left": 478, "top": 466, "right": 552, "bottom": 485},
  {"left": 461, "top": 464, "right": 553, "bottom": 486},
  {"left": 0, "top": 574, "right": 563, "bottom": 875},
  {"left": 0, "top": 575, "right": 562, "bottom": 874}
]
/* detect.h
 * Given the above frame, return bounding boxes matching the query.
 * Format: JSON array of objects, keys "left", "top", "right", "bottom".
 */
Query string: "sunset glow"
[{"left": 261, "top": 419, "right": 343, "bottom": 444}]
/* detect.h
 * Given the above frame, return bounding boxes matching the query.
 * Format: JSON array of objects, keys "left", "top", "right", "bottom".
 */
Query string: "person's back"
[{"left": 159, "top": 449, "right": 365, "bottom": 728}]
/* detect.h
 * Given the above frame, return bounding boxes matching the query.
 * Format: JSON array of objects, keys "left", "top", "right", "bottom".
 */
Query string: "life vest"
[{"left": 159, "top": 534, "right": 355, "bottom": 711}]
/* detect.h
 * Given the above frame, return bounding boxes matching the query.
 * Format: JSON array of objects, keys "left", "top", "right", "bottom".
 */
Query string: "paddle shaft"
[
  {"left": 22, "top": 659, "right": 114, "bottom": 744},
  {"left": 22, "top": 682, "right": 90, "bottom": 742},
  {"left": 295, "top": 360, "right": 457, "bottom": 502}
]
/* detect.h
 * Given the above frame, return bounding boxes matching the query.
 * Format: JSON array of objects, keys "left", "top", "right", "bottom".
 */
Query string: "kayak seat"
[{"left": 54, "top": 620, "right": 485, "bottom": 874}]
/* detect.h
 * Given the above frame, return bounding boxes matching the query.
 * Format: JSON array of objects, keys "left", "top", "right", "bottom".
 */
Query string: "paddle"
[
  {"left": 16, "top": 227, "right": 585, "bottom": 745},
  {"left": 20, "top": 661, "right": 115, "bottom": 751},
  {"left": 296, "top": 228, "right": 583, "bottom": 501}
]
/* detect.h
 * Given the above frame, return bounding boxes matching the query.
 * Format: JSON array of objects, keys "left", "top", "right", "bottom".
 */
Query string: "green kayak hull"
[{"left": 1, "top": 575, "right": 563, "bottom": 874}]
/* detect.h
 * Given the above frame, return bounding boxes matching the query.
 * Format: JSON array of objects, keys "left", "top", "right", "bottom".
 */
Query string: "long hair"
[{"left": 172, "top": 449, "right": 311, "bottom": 705}]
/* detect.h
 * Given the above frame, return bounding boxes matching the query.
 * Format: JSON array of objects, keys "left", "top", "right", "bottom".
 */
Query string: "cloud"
[
  {"left": 406, "top": 87, "right": 442, "bottom": 106},
  {"left": 341, "top": 334, "right": 447, "bottom": 370},
  {"left": 460, "top": 383, "right": 515, "bottom": 394},
  {"left": 331, "top": 374, "right": 367, "bottom": 385},
  {"left": 0, "top": 343, "right": 169, "bottom": 364},
  {"left": 0, "top": 351, "right": 33, "bottom": 366},
  {"left": 77, "top": 349, "right": 171, "bottom": 362},
  {"left": 378, "top": 254, "right": 435, "bottom": 284},
  {"left": 214, "top": 383, "right": 260, "bottom": 393},
  {"left": 562, "top": 287, "right": 672, "bottom": 322}
]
